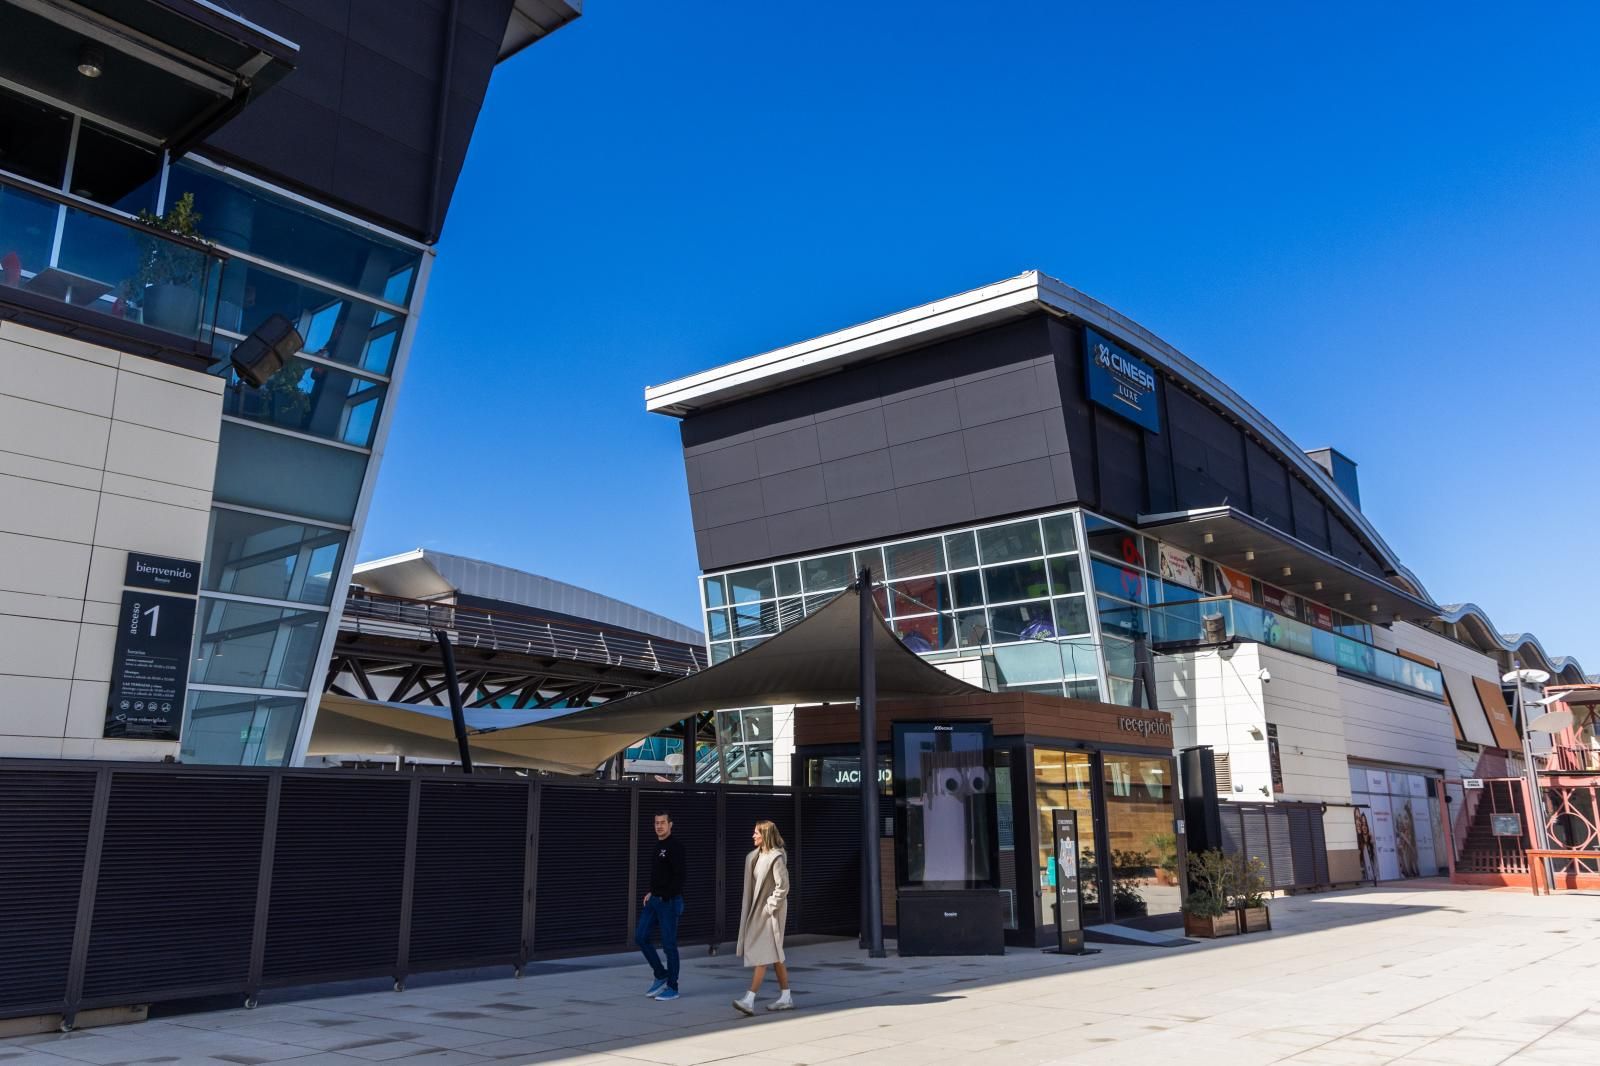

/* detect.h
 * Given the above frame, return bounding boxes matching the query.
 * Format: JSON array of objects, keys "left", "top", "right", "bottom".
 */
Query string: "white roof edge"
[
  {"left": 644, "top": 270, "right": 1429, "bottom": 601},
  {"left": 352, "top": 549, "right": 428, "bottom": 574}
]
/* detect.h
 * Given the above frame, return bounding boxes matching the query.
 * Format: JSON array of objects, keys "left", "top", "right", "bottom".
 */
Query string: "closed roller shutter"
[
  {"left": 535, "top": 786, "right": 630, "bottom": 953},
  {"left": 409, "top": 779, "right": 526, "bottom": 972}
]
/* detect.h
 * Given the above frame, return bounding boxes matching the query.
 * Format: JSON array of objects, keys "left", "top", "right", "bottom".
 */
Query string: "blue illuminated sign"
[{"left": 1084, "top": 328, "right": 1161, "bottom": 433}]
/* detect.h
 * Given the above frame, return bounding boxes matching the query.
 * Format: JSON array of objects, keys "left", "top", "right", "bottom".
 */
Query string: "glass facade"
[{"left": 159, "top": 157, "right": 427, "bottom": 766}]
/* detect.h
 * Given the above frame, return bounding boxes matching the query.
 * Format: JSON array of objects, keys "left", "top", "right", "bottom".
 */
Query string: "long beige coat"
[{"left": 734, "top": 847, "right": 790, "bottom": 967}]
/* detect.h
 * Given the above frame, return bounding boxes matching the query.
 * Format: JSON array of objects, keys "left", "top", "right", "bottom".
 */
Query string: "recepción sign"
[
  {"left": 104, "top": 590, "right": 196, "bottom": 741},
  {"left": 1084, "top": 328, "right": 1161, "bottom": 433}
]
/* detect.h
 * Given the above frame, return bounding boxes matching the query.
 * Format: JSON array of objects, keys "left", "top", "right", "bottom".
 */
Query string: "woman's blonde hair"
[{"left": 754, "top": 820, "right": 785, "bottom": 851}]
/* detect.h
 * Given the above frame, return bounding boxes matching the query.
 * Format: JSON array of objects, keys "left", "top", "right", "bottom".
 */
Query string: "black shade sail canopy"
[{"left": 309, "top": 586, "right": 981, "bottom": 775}]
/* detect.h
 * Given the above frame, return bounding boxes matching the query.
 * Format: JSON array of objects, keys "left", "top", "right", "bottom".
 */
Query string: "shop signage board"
[
  {"left": 1490, "top": 814, "right": 1523, "bottom": 837},
  {"left": 1463, "top": 778, "right": 1485, "bottom": 790},
  {"left": 1218, "top": 565, "right": 1255, "bottom": 604},
  {"left": 123, "top": 552, "right": 200, "bottom": 594},
  {"left": 1084, "top": 328, "right": 1161, "bottom": 433},
  {"left": 1052, "top": 810, "right": 1085, "bottom": 954},
  {"left": 104, "top": 589, "right": 196, "bottom": 741}
]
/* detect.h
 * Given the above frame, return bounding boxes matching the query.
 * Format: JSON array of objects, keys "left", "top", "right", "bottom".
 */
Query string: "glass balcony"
[
  {"left": 0, "top": 175, "right": 223, "bottom": 343},
  {"left": 1151, "top": 596, "right": 1446, "bottom": 700}
]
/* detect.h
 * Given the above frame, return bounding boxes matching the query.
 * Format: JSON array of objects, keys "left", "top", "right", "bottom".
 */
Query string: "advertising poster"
[
  {"left": 1261, "top": 584, "right": 1300, "bottom": 620},
  {"left": 1367, "top": 793, "right": 1400, "bottom": 882},
  {"left": 1308, "top": 602, "right": 1334, "bottom": 630},
  {"left": 1157, "top": 543, "right": 1202, "bottom": 591},
  {"left": 1218, "top": 565, "right": 1255, "bottom": 604}
]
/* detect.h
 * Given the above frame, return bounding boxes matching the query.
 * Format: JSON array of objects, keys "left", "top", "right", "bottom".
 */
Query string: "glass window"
[
  {"left": 984, "top": 559, "right": 1050, "bottom": 604},
  {"left": 709, "top": 642, "right": 733, "bottom": 664},
  {"left": 888, "top": 575, "right": 948, "bottom": 617},
  {"left": 1102, "top": 635, "right": 1136, "bottom": 679},
  {"left": 727, "top": 567, "right": 774, "bottom": 604},
  {"left": 950, "top": 569, "right": 984, "bottom": 609},
  {"left": 1052, "top": 595, "right": 1090, "bottom": 636},
  {"left": 741, "top": 708, "right": 774, "bottom": 745},
  {"left": 955, "top": 609, "right": 989, "bottom": 648},
  {"left": 988, "top": 601, "right": 1054, "bottom": 643},
  {"left": 1042, "top": 513, "right": 1077, "bottom": 555},
  {"left": 731, "top": 602, "right": 778, "bottom": 638},
  {"left": 705, "top": 608, "right": 729, "bottom": 639},
  {"left": 775, "top": 597, "right": 803, "bottom": 628},
  {"left": 702, "top": 574, "right": 727, "bottom": 608},
  {"left": 203, "top": 510, "right": 345, "bottom": 605},
  {"left": 803, "top": 593, "right": 836, "bottom": 615},
  {"left": 1085, "top": 514, "right": 1145, "bottom": 570},
  {"left": 1107, "top": 677, "right": 1147, "bottom": 707},
  {"left": 893, "top": 613, "right": 955, "bottom": 653},
  {"left": 0, "top": 86, "right": 71, "bottom": 186},
  {"left": 775, "top": 561, "right": 801, "bottom": 597},
  {"left": 181, "top": 691, "right": 304, "bottom": 766},
  {"left": 1048, "top": 555, "right": 1084, "bottom": 596},
  {"left": 734, "top": 637, "right": 768, "bottom": 655},
  {"left": 978, "top": 520, "right": 1043, "bottom": 564},
  {"left": 945, "top": 530, "right": 978, "bottom": 569},
  {"left": 1097, "top": 597, "right": 1148, "bottom": 639},
  {"left": 1102, "top": 753, "right": 1178, "bottom": 920},
  {"left": 1034, "top": 749, "right": 1098, "bottom": 927},
  {"left": 0, "top": 181, "right": 60, "bottom": 276},
  {"left": 1092, "top": 557, "right": 1146, "bottom": 603},
  {"left": 885, "top": 536, "right": 944, "bottom": 579},
  {"left": 213, "top": 422, "right": 368, "bottom": 526},
  {"left": 993, "top": 642, "right": 1069, "bottom": 685},
  {"left": 68, "top": 124, "right": 159, "bottom": 213},
  {"left": 191, "top": 598, "right": 327, "bottom": 691},
  {"left": 802, "top": 553, "right": 851, "bottom": 592},
  {"left": 219, "top": 356, "right": 385, "bottom": 447},
  {"left": 853, "top": 547, "right": 884, "bottom": 580},
  {"left": 215, "top": 259, "right": 404, "bottom": 374},
  {"left": 1053, "top": 637, "right": 1100, "bottom": 679},
  {"left": 1066, "top": 678, "right": 1102, "bottom": 701},
  {"left": 169, "top": 162, "right": 421, "bottom": 304}
]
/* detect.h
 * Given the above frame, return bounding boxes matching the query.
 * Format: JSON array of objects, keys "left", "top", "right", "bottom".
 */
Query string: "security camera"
[{"left": 1258, "top": 669, "right": 1272, "bottom": 683}]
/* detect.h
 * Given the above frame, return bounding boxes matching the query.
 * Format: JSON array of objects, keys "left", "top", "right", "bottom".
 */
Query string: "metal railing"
[
  {"left": 1150, "top": 596, "right": 1446, "bottom": 700},
  {"left": 1540, "top": 746, "right": 1600, "bottom": 773},
  {"left": 340, "top": 591, "right": 707, "bottom": 676},
  {"left": 0, "top": 172, "right": 225, "bottom": 341}
]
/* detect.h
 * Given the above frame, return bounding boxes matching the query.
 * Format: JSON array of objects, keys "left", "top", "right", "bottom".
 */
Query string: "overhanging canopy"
[
  {"left": 309, "top": 586, "right": 982, "bottom": 774},
  {"left": 1138, "top": 505, "right": 1439, "bottom": 622}
]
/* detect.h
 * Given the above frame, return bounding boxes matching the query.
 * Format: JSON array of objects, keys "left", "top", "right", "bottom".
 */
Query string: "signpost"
[
  {"left": 1051, "top": 810, "right": 1085, "bottom": 955},
  {"left": 104, "top": 589, "right": 196, "bottom": 740}
]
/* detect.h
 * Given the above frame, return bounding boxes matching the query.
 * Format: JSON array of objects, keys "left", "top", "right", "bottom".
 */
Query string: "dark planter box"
[
  {"left": 1237, "top": 905, "right": 1271, "bottom": 933},
  {"left": 1183, "top": 911, "right": 1239, "bottom": 938}
]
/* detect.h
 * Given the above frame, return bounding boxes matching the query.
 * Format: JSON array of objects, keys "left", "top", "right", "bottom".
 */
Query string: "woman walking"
[{"left": 732, "top": 820, "right": 793, "bottom": 1015}]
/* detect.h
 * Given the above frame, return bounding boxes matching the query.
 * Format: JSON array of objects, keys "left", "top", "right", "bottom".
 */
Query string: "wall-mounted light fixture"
[
  {"left": 1313, "top": 580, "right": 1324, "bottom": 591},
  {"left": 1245, "top": 550, "right": 1256, "bottom": 562},
  {"left": 1281, "top": 566, "right": 1293, "bottom": 578}
]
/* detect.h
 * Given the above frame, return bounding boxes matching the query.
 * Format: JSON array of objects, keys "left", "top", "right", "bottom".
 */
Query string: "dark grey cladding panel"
[
  {"left": 1245, "top": 437, "right": 1293, "bottom": 533},
  {"left": 962, "top": 412, "right": 1053, "bottom": 473},
  {"left": 882, "top": 389, "right": 962, "bottom": 446},
  {"left": 681, "top": 315, "right": 1075, "bottom": 571},
  {"left": 1095, "top": 410, "right": 1145, "bottom": 521},
  {"left": 760, "top": 466, "right": 827, "bottom": 514},
  {"left": 816, "top": 408, "right": 888, "bottom": 462},
  {"left": 888, "top": 430, "right": 968, "bottom": 487},
  {"left": 755, "top": 425, "right": 822, "bottom": 476},
  {"left": 828, "top": 491, "right": 904, "bottom": 545},
  {"left": 1290, "top": 477, "right": 1330, "bottom": 551},
  {"left": 822, "top": 451, "right": 896, "bottom": 502},
  {"left": 691, "top": 478, "right": 765, "bottom": 532},
  {"left": 204, "top": 0, "right": 514, "bottom": 241},
  {"left": 895, "top": 474, "right": 979, "bottom": 533}
]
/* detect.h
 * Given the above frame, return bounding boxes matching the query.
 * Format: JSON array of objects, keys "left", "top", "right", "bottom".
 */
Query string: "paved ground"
[{"left": 3, "top": 881, "right": 1599, "bottom": 1066}]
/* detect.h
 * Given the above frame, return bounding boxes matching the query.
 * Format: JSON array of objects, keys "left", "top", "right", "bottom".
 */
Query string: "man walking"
[{"left": 638, "top": 810, "right": 686, "bottom": 1001}]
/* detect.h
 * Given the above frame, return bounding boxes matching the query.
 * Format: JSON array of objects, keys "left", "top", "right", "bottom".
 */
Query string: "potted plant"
[
  {"left": 132, "top": 192, "right": 210, "bottom": 333},
  {"left": 1235, "top": 855, "right": 1272, "bottom": 932},
  {"left": 1182, "top": 849, "right": 1239, "bottom": 938}
]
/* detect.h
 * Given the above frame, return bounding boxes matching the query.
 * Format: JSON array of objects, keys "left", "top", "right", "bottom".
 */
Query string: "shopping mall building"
[
  {"left": 647, "top": 271, "right": 1587, "bottom": 888},
  {"left": 0, "top": 0, "right": 580, "bottom": 764}
]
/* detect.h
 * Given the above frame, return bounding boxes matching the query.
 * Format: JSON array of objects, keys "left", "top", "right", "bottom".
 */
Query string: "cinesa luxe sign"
[{"left": 1084, "top": 328, "right": 1161, "bottom": 433}]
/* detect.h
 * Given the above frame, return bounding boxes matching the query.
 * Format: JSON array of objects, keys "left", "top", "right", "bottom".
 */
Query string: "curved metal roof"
[{"left": 1437, "top": 603, "right": 1586, "bottom": 682}]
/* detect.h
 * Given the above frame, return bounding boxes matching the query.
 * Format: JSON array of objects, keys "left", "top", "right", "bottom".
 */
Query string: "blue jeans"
[{"left": 636, "top": 896, "right": 684, "bottom": 989}]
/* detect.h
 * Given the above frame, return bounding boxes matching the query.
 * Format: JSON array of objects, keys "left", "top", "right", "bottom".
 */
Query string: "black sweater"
[{"left": 649, "top": 834, "right": 686, "bottom": 899}]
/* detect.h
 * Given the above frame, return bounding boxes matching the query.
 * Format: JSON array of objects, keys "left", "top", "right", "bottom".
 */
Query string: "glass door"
[{"left": 1034, "top": 748, "right": 1099, "bottom": 927}]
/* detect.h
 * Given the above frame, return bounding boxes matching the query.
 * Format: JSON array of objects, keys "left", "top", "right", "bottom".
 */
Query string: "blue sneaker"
[
  {"left": 645, "top": 978, "right": 668, "bottom": 998},
  {"left": 655, "top": 987, "right": 680, "bottom": 1001}
]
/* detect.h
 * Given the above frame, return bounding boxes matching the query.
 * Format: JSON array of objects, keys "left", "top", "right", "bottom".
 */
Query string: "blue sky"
[{"left": 360, "top": 2, "right": 1599, "bottom": 667}]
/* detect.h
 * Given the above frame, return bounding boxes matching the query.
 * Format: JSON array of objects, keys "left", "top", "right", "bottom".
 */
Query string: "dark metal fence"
[
  {"left": 0, "top": 761, "right": 861, "bottom": 1027},
  {"left": 1217, "top": 801, "right": 1331, "bottom": 890}
]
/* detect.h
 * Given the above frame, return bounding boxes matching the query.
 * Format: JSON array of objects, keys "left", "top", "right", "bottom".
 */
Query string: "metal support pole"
[
  {"left": 858, "top": 569, "right": 886, "bottom": 958},
  {"left": 1515, "top": 678, "right": 1554, "bottom": 889},
  {"left": 434, "top": 629, "right": 473, "bottom": 774}
]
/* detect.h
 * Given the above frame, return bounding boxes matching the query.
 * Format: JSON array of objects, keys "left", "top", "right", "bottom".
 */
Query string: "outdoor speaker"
[{"left": 231, "top": 314, "right": 303, "bottom": 388}]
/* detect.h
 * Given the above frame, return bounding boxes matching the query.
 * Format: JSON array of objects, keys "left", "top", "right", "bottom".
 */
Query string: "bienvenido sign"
[
  {"left": 104, "top": 590, "right": 196, "bottom": 741},
  {"left": 124, "top": 552, "right": 200, "bottom": 594}
]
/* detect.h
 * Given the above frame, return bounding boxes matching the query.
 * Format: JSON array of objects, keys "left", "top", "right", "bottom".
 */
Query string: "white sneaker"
[
  {"left": 732, "top": 992, "right": 756, "bottom": 1016},
  {"left": 766, "top": 991, "right": 794, "bottom": 1012}
]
